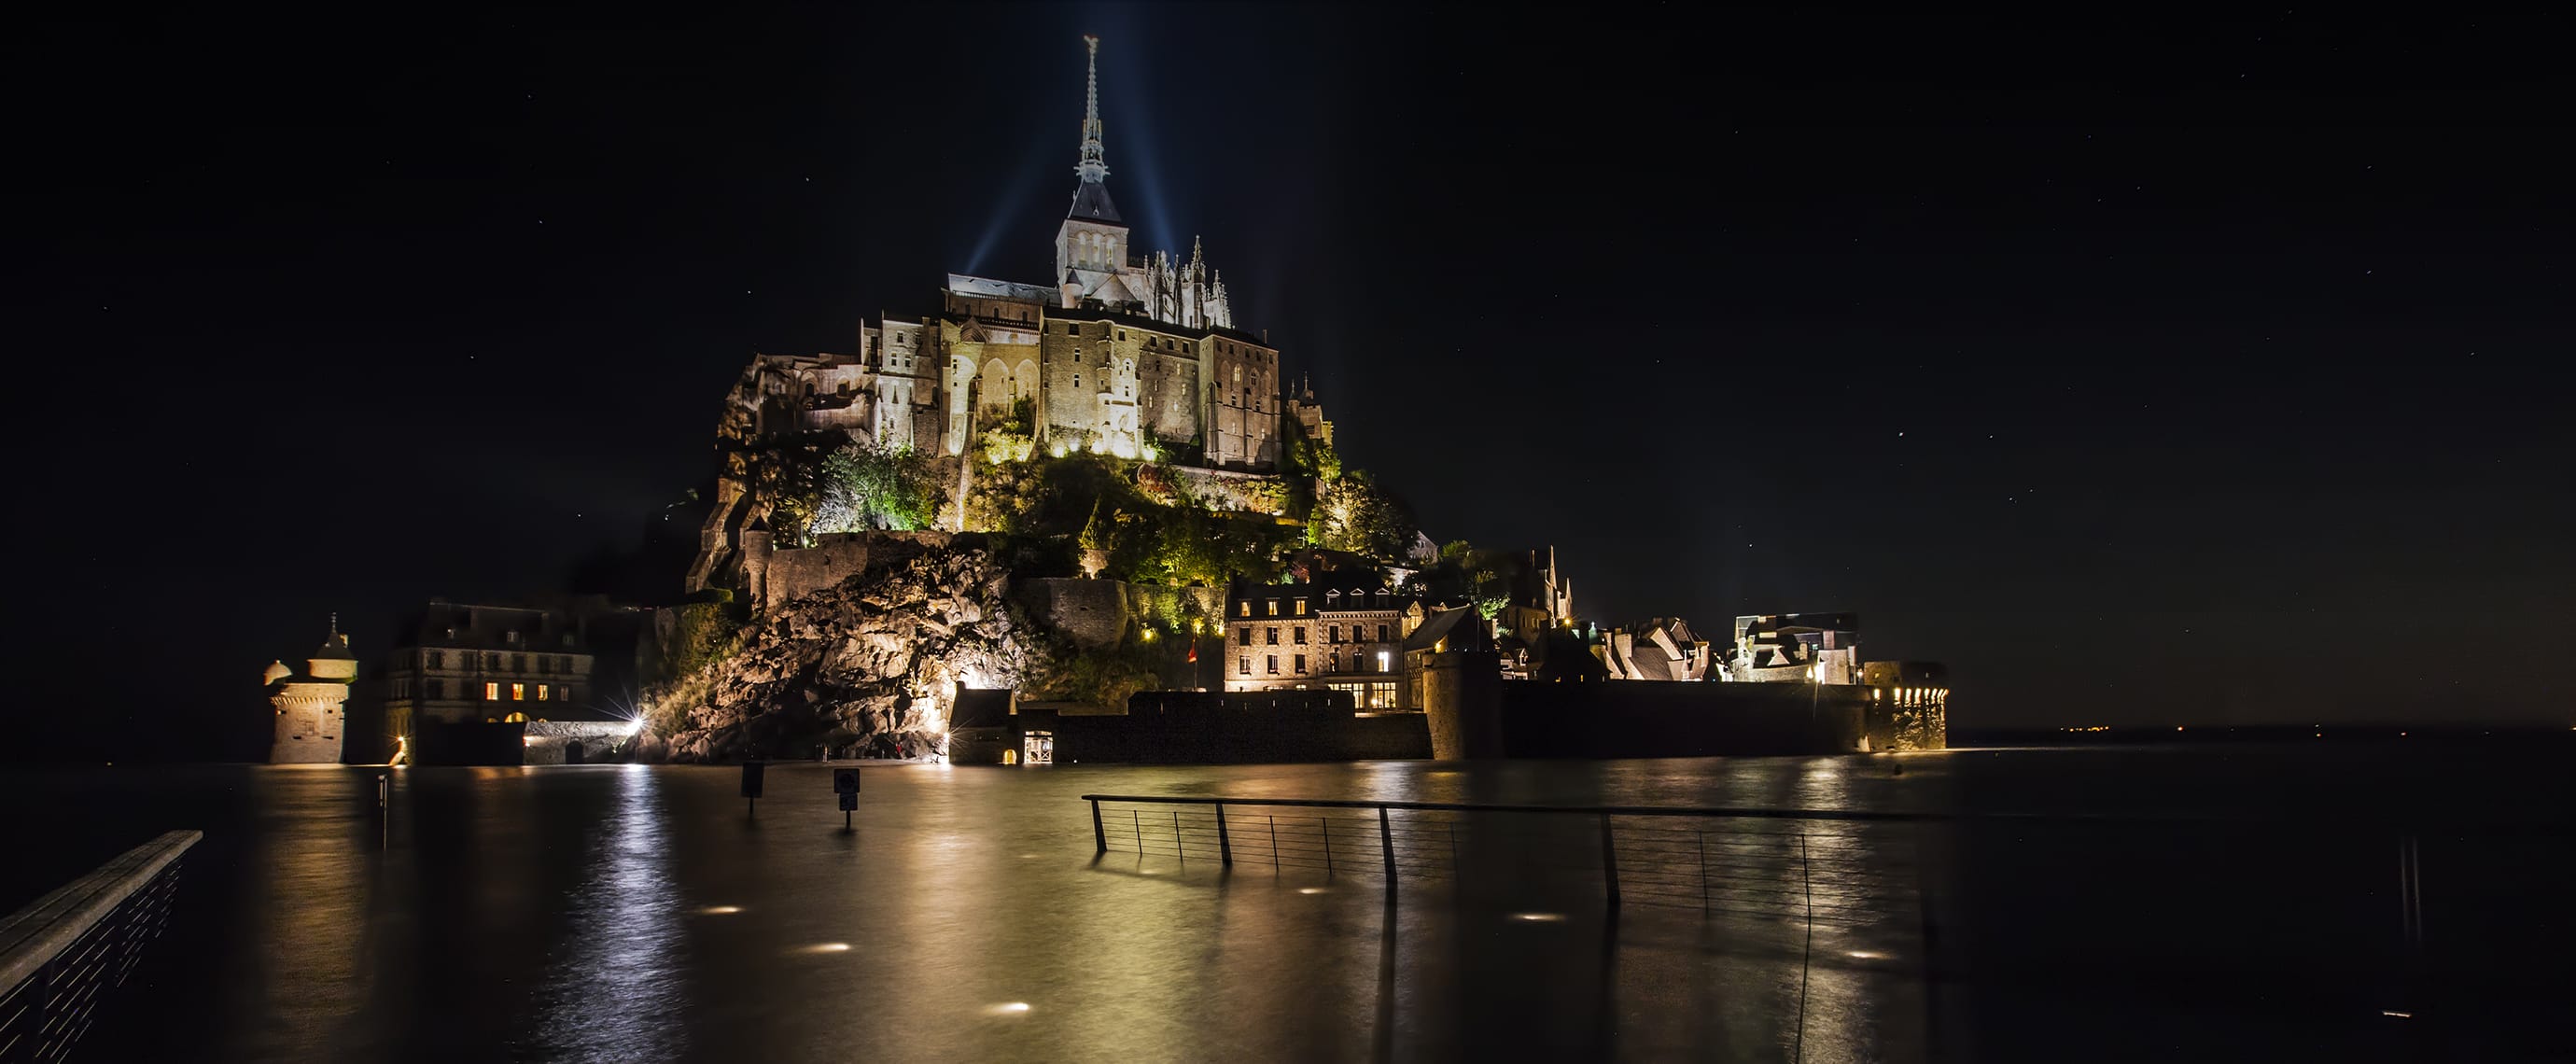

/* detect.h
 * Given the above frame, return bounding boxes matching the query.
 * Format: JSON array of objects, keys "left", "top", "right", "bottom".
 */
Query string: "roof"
[
  {"left": 1403, "top": 607, "right": 1491, "bottom": 653},
  {"left": 312, "top": 634, "right": 357, "bottom": 661},
  {"left": 1068, "top": 180, "right": 1124, "bottom": 224},
  {"left": 946, "top": 274, "right": 1059, "bottom": 302}
]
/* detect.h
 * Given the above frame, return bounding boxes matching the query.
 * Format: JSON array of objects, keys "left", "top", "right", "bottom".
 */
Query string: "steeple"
[{"left": 1066, "top": 35, "right": 1122, "bottom": 223}]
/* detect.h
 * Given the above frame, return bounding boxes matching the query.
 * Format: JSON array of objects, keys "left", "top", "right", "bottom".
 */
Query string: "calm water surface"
[{"left": 5, "top": 745, "right": 2568, "bottom": 1062}]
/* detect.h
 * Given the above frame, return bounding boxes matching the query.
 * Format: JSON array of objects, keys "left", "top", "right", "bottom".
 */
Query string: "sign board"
[
  {"left": 838, "top": 791, "right": 859, "bottom": 812},
  {"left": 740, "top": 761, "right": 766, "bottom": 799},
  {"left": 833, "top": 768, "right": 861, "bottom": 795}
]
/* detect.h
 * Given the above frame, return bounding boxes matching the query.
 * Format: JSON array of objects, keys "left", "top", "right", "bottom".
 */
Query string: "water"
[{"left": 4, "top": 744, "right": 2568, "bottom": 1062}]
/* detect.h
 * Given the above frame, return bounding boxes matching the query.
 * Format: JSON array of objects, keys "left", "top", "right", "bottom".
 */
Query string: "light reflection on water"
[
  {"left": 533, "top": 765, "right": 685, "bottom": 1063},
  {"left": 7, "top": 746, "right": 2569, "bottom": 1062}
]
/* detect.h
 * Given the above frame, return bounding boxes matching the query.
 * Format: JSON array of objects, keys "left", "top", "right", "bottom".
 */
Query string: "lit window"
[
  {"left": 1295, "top": 600, "right": 1307, "bottom": 616},
  {"left": 505, "top": 711, "right": 526, "bottom": 723},
  {"left": 511, "top": 683, "right": 526, "bottom": 701},
  {"left": 1266, "top": 600, "right": 1279, "bottom": 616},
  {"left": 484, "top": 682, "right": 499, "bottom": 701},
  {"left": 1238, "top": 602, "right": 1250, "bottom": 617},
  {"left": 1378, "top": 651, "right": 1392, "bottom": 673},
  {"left": 538, "top": 685, "right": 549, "bottom": 701}
]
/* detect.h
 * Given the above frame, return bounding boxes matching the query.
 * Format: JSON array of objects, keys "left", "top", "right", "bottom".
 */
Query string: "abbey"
[{"left": 725, "top": 35, "right": 1282, "bottom": 470}]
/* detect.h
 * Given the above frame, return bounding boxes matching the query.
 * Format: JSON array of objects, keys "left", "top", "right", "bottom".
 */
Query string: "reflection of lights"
[
  {"left": 1846, "top": 950, "right": 1885, "bottom": 959},
  {"left": 1297, "top": 887, "right": 1327, "bottom": 895},
  {"left": 1510, "top": 913, "right": 1564, "bottom": 922},
  {"left": 1019, "top": 853, "right": 1041, "bottom": 860},
  {"left": 982, "top": 1002, "right": 1032, "bottom": 1016},
  {"left": 698, "top": 905, "right": 742, "bottom": 915},
  {"left": 2381, "top": 1010, "right": 2412, "bottom": 1018},
  {"left": 798, "top": 943, "right": 852, "bottom": 954}
]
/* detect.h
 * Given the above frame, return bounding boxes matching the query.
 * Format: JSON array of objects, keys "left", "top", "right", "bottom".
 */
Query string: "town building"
[
  {"left": 1599, "top": 617, "right": 1713, "bottom": 681},
  {"left": 1727, "top": 613, "right": 1862, "bottom": 683},
  {"left": 379, "top": 601, "right": 605, "bottom": 762},
  {"left": 1223, "top": 578, "right": 1423, "bottom": 708},
  {"left": 265, "top": 620, "right": 356, "bottom": 763}
]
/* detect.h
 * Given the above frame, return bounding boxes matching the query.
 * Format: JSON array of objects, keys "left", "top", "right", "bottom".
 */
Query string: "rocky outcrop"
[{"left": 647, "top": 539, "right": 1035, "bottom": 763}]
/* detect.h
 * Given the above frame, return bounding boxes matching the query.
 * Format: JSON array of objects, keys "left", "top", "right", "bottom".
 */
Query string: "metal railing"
[
  {"left": 1078, "top": 791, "right": 2576, "bottom": 1020},
  {"left": 0, "top": 831, "right": 201, "bottom": 1064},
  {"left": 1082, "top": 794, "right": 1945, "bottom": 920}
]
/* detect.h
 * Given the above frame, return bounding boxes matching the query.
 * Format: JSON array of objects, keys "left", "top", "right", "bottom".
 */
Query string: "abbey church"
[{"left": 722, "top": 35, "right": 1286, "bottom": 471}]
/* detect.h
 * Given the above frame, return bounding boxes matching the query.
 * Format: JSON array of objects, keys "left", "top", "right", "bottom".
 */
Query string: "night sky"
[{"left": 11, "top": 6, "right": 2569, "bottom": 761}]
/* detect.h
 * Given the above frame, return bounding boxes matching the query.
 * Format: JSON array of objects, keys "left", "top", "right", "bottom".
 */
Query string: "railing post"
[
  {"left": 1172, "top": 810, "right": 1184, "bottom": 864},
  {"left": 1091, "top": 798, "right": 1106, "bottom": 856},
  {"left": 1379, "top": 805, "right": 1398, "bottom": 897},
  {"left": 1268, "top": 816, "right": 1279, "bottom": 869},
  {"left": 1216, "top": 804, "right": 1233, "bottom": 867},
  {"left": 1599, "top": 813, "right": 1621, "bottom": 908},
  {"left": 1696, "top": 829, "right": 1708, "bottom": 913},
  {"left": 1133, "top": 810, "right": 1143, "bottom": 856},
  {"left": 1322, "top": 817, "right": 1334, "bottom": 877}
]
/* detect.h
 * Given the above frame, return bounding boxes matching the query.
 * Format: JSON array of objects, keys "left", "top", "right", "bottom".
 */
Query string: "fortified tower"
[{"left": 267, "top": 618, "right": 356, "bottom": 763}]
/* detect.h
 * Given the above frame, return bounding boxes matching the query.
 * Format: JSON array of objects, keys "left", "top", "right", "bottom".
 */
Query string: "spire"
[
  {"left": 1065, "top": 35, "right": 1122, "bottom": 223},
  {"left": 1076, "top": 35, "right": 1109, "bottom": 185}
]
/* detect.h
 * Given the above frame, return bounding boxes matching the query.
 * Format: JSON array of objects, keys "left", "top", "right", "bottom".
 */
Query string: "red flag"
[{"left": 1186, "top": 642, "right": 1197, "bottom": 663}]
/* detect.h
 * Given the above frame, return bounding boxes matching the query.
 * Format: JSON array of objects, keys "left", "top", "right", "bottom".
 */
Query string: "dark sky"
[{"left": 10, "top": 5, "right": 2569, "bottom": 760}]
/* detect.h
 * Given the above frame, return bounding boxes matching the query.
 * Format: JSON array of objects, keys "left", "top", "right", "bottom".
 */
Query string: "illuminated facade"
[
  {"left": 1224, "top": 580, "right": 1424, "bottom": 708},
  {"left": 721, "top": 35, "right": 1282, "bottom": 471},
  {"left": 380, "top": 602, "right": 598, "bottom": 755},
  {"left": 1726, "top": 613, "right": 1861, "bottom": 683},
  {"left": 265, "top": 622, "right": 355, "bottom": 763}
]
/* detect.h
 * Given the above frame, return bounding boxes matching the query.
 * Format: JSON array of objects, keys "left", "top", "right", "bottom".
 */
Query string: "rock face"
[{"left": 652, "top": 540, "right": 1034, "bottom": 763}]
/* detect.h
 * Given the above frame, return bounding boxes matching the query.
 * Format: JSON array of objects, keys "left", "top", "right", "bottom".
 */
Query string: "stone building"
[
  {"left": 1599, "top": 617, "right": 1713, "bottom": 681},
  {"left": 1727, "top": 613, "right": 1861, "bottom": 683},
  {"left": 1223, "top": 578, "right": 1423, "bottom": 708},
  {"left": 715, "top": 35, "right": 1282, "bottom": 471},
  {"left": 379, "top": 601, "right": 603, "bottom": 762},
  {"left": 265, "top": 621, "right": 356, "bottom": 763},
  {"left": 691, "top": 35, "right": 1302, "bottom": 595}
]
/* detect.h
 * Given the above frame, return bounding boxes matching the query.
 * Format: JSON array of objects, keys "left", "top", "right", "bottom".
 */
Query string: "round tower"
[{"left": 269, "top": 618, "right": 353, "bottom": 764}]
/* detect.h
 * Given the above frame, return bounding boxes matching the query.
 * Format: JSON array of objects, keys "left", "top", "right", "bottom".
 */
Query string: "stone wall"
[
  {"left": 523, "top": 721, "right": 638, "bottom": 764},
  {"left": 1014, "top": 578, "right": 1225, "bottom": 651},
  {"left": 763, "top": 530, "right": 957, "bottom": 612},
  {"left": 1160, "top": 464, "right": 1289, "bottom": 515}
]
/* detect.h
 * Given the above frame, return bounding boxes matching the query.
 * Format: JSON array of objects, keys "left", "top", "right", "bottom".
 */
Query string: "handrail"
[
  {"left": 0, "top": 831, "right": 201, "bottom": 995},
  {"left": 1075, "top": 792, "right": 2576, "bottom": 833}
]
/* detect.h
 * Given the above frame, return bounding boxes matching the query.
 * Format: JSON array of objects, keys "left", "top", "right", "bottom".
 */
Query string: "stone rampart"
[
  {"left": 1015, "top": 578, "right": 1225, "bottom": 651},
  {"left": 763, "top": 530, "right": 956, "bottom": 612}
]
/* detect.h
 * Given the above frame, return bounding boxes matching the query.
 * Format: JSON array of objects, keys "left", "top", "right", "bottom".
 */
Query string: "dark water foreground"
[{"left": 4, "top": 744, "right": 2569, "bottom": 1062}]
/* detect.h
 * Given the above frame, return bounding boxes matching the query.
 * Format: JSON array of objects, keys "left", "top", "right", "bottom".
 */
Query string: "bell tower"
[{"left": 1055, "top": 35, "right": 1131, "bottom": 305}]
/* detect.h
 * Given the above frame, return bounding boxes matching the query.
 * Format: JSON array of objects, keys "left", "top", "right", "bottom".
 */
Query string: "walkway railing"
[
  {"left": 0, "top": 831, "right": 201, "bottom": 1063},
  {"left": 1077, "top": 791, "right": 2575, "bottom": 1017},
  {"left": 1082, "top": 793, "right": 1950, "bottom": 920}
]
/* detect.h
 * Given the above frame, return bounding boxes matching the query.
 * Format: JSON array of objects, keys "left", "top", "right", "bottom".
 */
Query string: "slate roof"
[{"left": 1069, "top": 180, "right": 1123, "bottom": 223}]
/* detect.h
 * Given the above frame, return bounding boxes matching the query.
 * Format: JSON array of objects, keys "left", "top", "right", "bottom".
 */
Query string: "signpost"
[
  {"left": 833, "top": 768, "right": 861, "bottom": 831},
  {"left": 741, "top": 760, "right": 765, "bottom": 817}
]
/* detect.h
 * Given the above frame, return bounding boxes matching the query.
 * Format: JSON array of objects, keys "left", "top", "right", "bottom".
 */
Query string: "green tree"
[{"left": 812, "top": 441, "right": 938, "bottom": 534}]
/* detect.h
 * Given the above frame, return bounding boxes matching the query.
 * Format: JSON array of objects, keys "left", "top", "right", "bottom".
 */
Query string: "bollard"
[
  {"left": 741, "top": 761, "right": 765, "bottom": 817},
  {"left": 1215, "top": 804, "right": 1233, "bottom": 867},
  {"left": 1092, "top": 799, "right": 1107, "bottom": 856},
  {"left": 1599, "top": 813, "right": 1620, "bottom": 908},
  {"left": 1379, "top": 806, "right": 1397, "bottom": 897},
  {"left": 833, "top": 768, "right": 860, "bottom": 832}
]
